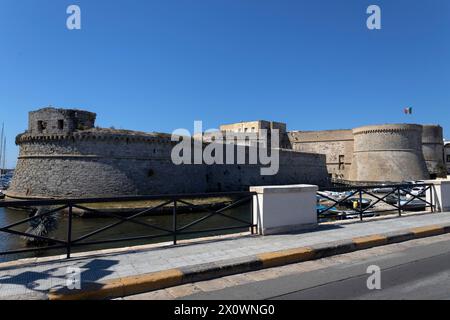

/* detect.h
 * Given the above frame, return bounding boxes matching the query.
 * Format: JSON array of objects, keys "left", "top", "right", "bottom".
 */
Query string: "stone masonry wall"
[
  {"left": 422, "top": 125, "right": 446, "bottom": 178},
  {"left": 9, "top": 130, "right": 329, "bottom": 199},
  {"left": 348, "top": 124, "right": 430, "bottom": 183},
  {"left": 28, "top": 108, "right": 96, "bottom": 135},
  {"left": 287, "top": 130, "right": 354, "bottom": 180}
]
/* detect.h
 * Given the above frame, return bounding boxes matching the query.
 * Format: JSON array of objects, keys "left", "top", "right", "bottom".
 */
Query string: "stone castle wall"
[
  {"left": 288, "top": 125, "right": 446, "bottom": 183},
  {"left": 422, "top": 125, "right": 447, "bottom": 178},
  {"left": 205, "top": 147, "right": 329, "bottom": 192},
  {"left": 287, "top": 130, "right": 354, "bottom": 180},
  {"left": 9, "top": 132, "right": 208, "bottom": 198},
  {"left": 8, "top": 109, "right": 329, "bottom": 199}
]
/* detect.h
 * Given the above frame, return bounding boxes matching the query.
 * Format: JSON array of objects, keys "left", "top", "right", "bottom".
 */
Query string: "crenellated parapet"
[
  {"left": 16, "top": 130, "right": 175, "bottom": 145},
  {"left": 352, "top": 126, "right": 422, "bottom": 136}
]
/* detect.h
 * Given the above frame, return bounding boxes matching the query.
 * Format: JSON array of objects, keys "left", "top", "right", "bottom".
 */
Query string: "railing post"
[
  {"left": 397, "top": 187, "right": 402, "bottom": 216},
  {"left": 250, "top": 195, "right": 255, "bottom": 235},
  {"left": 359, "top": 189, "right": 363, "bottom": 221},
  {"left": 66, "top": 204, "right": 73, "bottom": 259},
  {"left": 173, "top": 200, "right": 177, "bottom": 245},
  {"left": 430, "top": 185, "right": 434, "bottom": 213}
]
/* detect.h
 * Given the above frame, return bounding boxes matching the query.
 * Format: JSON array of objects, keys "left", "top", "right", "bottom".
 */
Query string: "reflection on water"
[{"left": 0, "top": 204, "right": 252, "bottom": 263}]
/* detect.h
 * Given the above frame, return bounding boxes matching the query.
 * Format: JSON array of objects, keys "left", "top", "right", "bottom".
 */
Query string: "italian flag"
[{"left": 404, "top": 107, "right": 413, "bottom": 115}]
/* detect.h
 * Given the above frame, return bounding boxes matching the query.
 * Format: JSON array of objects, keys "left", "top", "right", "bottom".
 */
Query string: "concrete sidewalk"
[{"left": 1, "top": 212, "right": 450, "bottom": 300}]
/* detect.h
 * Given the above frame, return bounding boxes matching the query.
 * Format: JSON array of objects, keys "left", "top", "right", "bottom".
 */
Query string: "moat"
[{"left": 0, "top": 204, "right": 251, "bottom": 263}]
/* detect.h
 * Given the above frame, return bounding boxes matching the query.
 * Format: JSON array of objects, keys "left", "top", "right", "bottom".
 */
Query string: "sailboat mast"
[
  {"left": 2, "top": 135, "right": 5, "bottom": 173},
  {"left": 3, "top": 135, "right": 6, "bottom": 174},
  {"left": 0, "top": 123, "right": 3, "bottom": 175}
]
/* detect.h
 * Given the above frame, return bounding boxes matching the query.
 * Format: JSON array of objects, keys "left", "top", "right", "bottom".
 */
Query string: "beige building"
[
  {"left": 220, "top": 120, "right": 286, "bottom": 134},
  {"left": 210, "top": 120, "right": 289, "bottom": 148}
]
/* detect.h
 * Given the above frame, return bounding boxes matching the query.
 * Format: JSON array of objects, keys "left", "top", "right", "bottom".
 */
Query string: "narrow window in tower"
[
  {"left": 37, "top": 121, "right": 46, "bottom": 132},
  {"left": 58, "top": 120, "right": 64, "bottom": 130},
  {"left": 338, "top": 155, "right": 345, "bottom": 170}
]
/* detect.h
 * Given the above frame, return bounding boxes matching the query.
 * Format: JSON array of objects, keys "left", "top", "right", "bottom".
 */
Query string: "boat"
[
  {"left": 341, "top": 197, "right": 372, "bottom": 209},
  {"left": 409, "top": 186, "right": 426, "bottom": 197},
  {"left": 385, "top": 194, "right": 401, "bottom": 205},
  {"left": 318, "top": 190, "right": 353, "bottom": 201},
  {"left": 400, "top": 198, "right": 426, "bottom": 211},
  {"left": 317, "top": 204, "right": 347, "bottom": 221},
  {"left": 372, "top": 185, "right": 395, "bottom": 194},
  {"left": 317, "top": 204, "right": 341, "bottom": 215}
]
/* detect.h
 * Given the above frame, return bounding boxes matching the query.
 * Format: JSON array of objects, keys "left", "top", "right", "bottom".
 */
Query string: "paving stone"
[
  {"left": 166, "top": 283, "right": 203, "bottom": 298},
  {"left": 123, "top": 289, "right": 175, "bottom": 300}
]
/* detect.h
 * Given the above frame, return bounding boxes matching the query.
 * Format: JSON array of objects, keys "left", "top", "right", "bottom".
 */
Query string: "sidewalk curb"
[{"left": 48, "top": 223, "right": 450, "bottom": 300}]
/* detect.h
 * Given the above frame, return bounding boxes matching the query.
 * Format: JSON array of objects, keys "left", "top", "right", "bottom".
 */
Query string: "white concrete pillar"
[
  {"left": 426, "top": 179, "right": 450, "bottom": 212},
  {"left": 250, "top": 184, "right": 318, "bottom": 235}
]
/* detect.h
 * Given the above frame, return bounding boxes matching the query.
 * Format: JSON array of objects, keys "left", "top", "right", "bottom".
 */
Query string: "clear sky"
[{"left": 0, "top": 0, "right": 449, "bottom": 168}]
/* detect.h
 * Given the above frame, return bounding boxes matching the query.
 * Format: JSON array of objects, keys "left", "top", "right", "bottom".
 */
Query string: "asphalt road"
[{"left": 182, "top": 236, "right": 450, "bottom": 300}]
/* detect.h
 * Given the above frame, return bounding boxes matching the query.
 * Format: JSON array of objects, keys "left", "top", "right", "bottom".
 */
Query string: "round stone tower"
[
  {"left": 8, "top": 107, "right": 206, "bottom": 199},
  {"left": 422, "top": 125, "right": 446, "bottom": 179},
  {"left": 348, "top": 124, "right": 429, "bottom": 183}
]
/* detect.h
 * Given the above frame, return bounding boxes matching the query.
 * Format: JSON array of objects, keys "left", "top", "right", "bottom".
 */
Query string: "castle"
[
  {"left": 287, "top": 124, "right": 446, "bottom": 183},
  {"left": 7, "top": 108, "right": 328, "bottom": 199},
  {"left": 215, "top": 120, "right": 445, "bottom": 183},
  {"left": 6, "top": 107, "right": 446, "bottom": 199}
]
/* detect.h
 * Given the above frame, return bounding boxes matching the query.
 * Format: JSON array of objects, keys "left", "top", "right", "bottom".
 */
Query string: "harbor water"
[{"left": 0, "top": 203, "right": 252, "bottom": 263}]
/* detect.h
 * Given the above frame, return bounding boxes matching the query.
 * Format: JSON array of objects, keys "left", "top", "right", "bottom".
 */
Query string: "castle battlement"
[{"left": 16, "top": 130, "right": 175, "bottom": 144}]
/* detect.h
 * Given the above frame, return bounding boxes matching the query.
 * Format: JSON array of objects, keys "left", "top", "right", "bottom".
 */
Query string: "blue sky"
[{"left": 0, "top": 0, "right": 449, "bottom": 168}]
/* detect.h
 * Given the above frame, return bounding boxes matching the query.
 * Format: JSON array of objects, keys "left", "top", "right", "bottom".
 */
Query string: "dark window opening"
[
  {"left": 338, "top": 155, "right": 345, "bottom": 170},
  {"left": 430, "top": 174, "right": 437, "bottom": 180},
  {"left": 37, "top": 121, "right": 46, "bottom": 132},
  {"left": 58, "top": 120, "right": 64, "bottom": 130},
  {"left": 447, "top": 155, "right": 450, "bottom": 163},
  {"left": 147, "top": 169, "right": 155, "bottom": 177}
]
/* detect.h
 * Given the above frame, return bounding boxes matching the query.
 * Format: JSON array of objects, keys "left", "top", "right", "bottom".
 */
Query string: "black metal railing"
[
  {"left": 317, "top": 183, "right": 436, "bottom": 222},
  {"left": 0, "top": 191, "right": 256, "bottom": 259}
]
